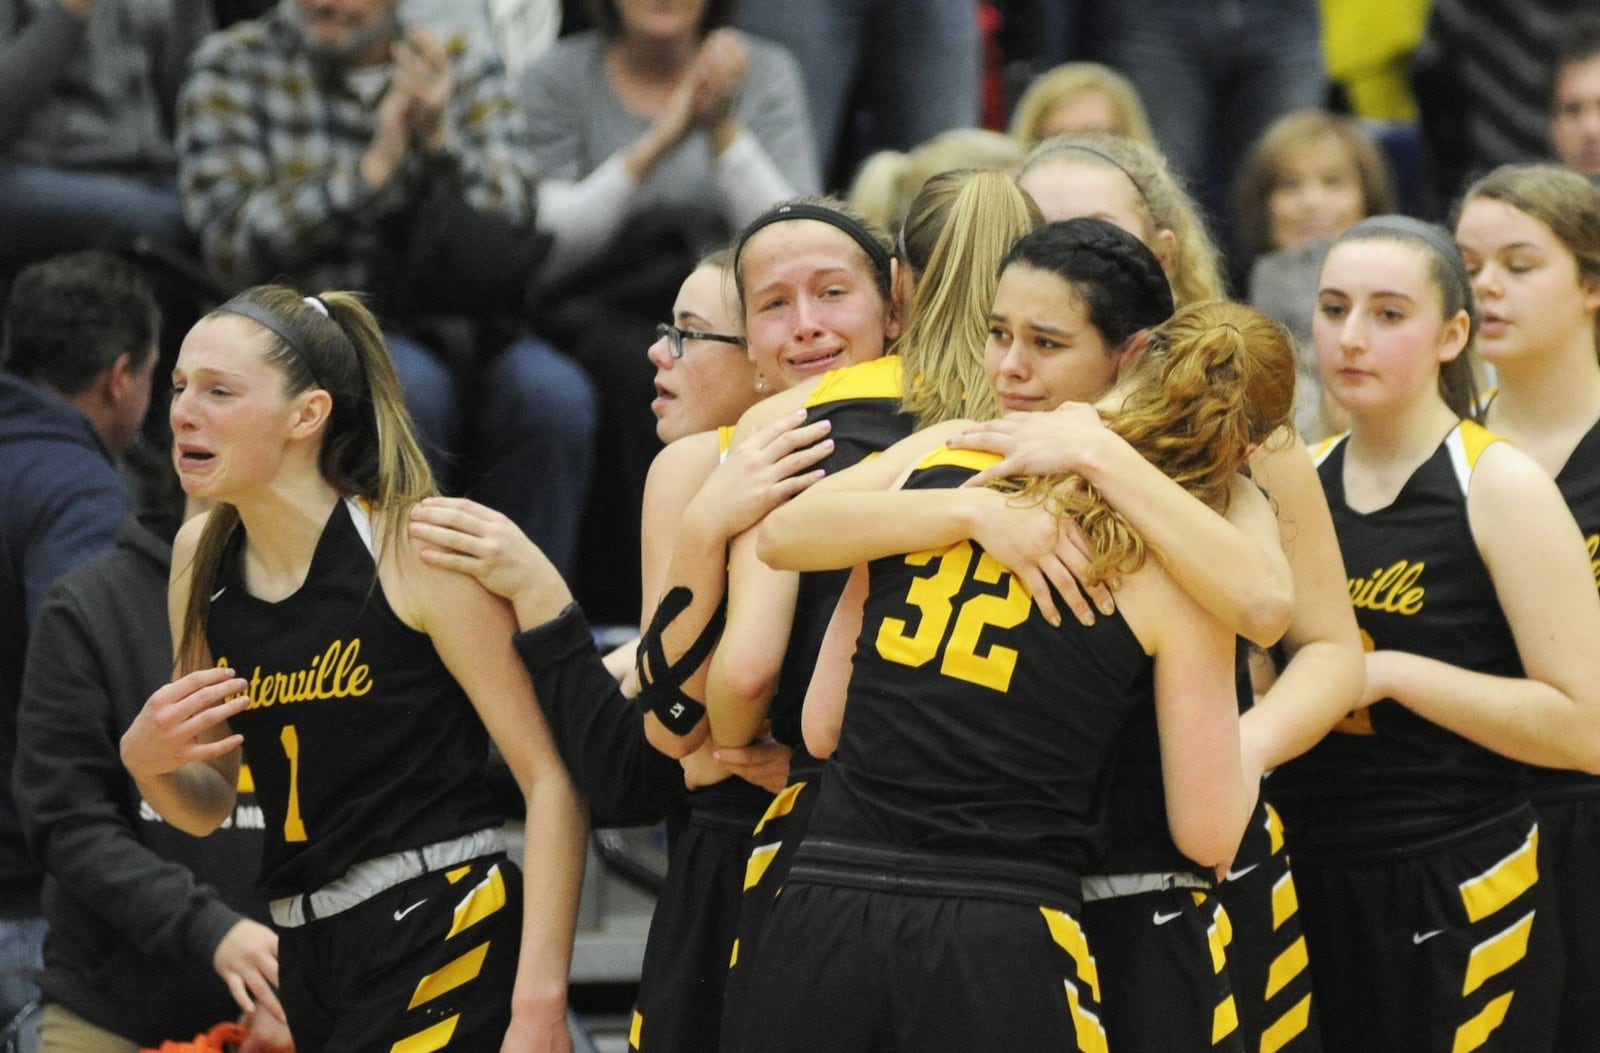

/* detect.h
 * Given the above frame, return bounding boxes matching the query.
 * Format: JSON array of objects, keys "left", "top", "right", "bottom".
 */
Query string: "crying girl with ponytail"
[{"left": 120, "top": 286, "right": 586, "bottom": 1052}]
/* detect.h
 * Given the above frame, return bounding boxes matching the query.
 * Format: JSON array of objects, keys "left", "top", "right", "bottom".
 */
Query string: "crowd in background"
[{"left": 4, "top": 0, "right": 1600, "bottom": 1049}]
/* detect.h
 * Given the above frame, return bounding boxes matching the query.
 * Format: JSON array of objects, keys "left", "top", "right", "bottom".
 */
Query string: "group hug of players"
[{"left": 127, "top": 150, "right": 1600, "bottom": 1052}]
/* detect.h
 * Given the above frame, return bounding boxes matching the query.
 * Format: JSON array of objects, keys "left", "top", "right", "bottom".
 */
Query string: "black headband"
[
  {"left": 214, "top": 297, "right": 328, "bottom": 389},
  {"left": 1342, "top": 215, "right": 1471, "bottom": 299},
  {"left": 733, "top": 202, "right": 893, "bottom": 291}
]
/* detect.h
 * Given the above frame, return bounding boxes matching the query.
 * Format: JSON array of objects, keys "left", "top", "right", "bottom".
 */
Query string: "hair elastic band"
[
  {"left": 1342, "top": 215, "right": 1472, "bottom": 299},
  {"left": 213, "top": 297, "right": 326, "bottom": 390},
  {"left": 304, "top": 295, "right": 330, "bottom": 317},
  {"left": 1029, "top": 141, "right": 1152, "bottom": 210},
  {"left": 734, "top": 202, "right": 893, "bottom": 292}
]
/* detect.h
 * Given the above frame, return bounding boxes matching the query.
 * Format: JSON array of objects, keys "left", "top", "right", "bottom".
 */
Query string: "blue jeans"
[
  {"left": 737, "top": 0, "right": 980, "bottom": 169},
  {"left": 388, "top": 335, "right": 597, "bottom": 579},
  {"left": 0, "top": 916, "right": 43, "bottom": 1048},
  {"left": 0, "top": 161, "right": 189, "bottom": 271},
  {"left": 1094, "top": 0, "right": 1326, "bottom": 236}
]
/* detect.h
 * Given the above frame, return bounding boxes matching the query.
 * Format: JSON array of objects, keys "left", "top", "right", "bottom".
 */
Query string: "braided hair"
[{"left": 999, "top": 217, "right": 1176, "bottom": 352}]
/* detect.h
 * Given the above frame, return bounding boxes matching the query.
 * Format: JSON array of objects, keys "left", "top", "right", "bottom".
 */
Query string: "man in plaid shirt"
[{"left": 176, "top": 0, "right": 596, "bottom": 577}]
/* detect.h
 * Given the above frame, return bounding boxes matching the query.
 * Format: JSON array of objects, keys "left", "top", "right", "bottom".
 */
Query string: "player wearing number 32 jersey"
[{"left": 730, "top": 299, "right": 1290, "bottom": 1051}]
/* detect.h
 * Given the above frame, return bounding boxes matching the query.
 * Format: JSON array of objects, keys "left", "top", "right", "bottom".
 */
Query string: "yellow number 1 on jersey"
[{"left": 280, "top": 724, "right": 308, "bottom": 842}]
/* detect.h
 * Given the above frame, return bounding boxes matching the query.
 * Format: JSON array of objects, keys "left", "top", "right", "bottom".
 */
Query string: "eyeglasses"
[{"left": 656, "top": 322, "right": 746, "bottom": 360}]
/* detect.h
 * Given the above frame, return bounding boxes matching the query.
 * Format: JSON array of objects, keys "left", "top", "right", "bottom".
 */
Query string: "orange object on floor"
[{"left": 139, "top": 1021, "right": 249, "bottom": 1053}]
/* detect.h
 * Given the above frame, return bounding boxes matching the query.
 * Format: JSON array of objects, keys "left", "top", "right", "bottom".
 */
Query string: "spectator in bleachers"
[
  {"left": 404, "top": 0, "right": 560, "bottom": 78},
  {"left": 736, "top": 0, "right": 980, "bottom": 184},
  {"left": 0, "top": 0, "right": 211, "bottom": 279},
  {"left": 1412, "top": 0, "right": 1591, "bottom": 212},
  {"left": 518, "top": 0, "right": 816, "bottom": 623},
  {"left": 0, "top": 250, "right": 161, "bottom": 1035},
  {"left": 521, "top": 0, "right": 816, "bottom": 278},
  {"left": 176, "top": 0, "right": 597, "bottom": 578},
  {"left": 1235, "top": 110, "right": 1395, "bottom": 437},
  {"left": 1092, "top": 0, "right": 1326, "bottom": 267},
  {"left": 15, "top": 498, "right": 293, "bottom": 1051},
  {"left": 1552, "top": 14, "right": 1600, "bottom": 182},
  {"left": 1007, "top": 61, "right": 1154, "bottom": 149}
]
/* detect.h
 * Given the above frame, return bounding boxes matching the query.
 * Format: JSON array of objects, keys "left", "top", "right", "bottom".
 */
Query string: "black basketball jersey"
[
  {"left": 770, "top": 357, "right": 916, "bottom": 766},
  {"left": 806, "top": 448, "right": 1153, "bottom": 882},
  {"left": 1528, "top": 414, "right": 1600, "bottom": 799},
  {"left": 1272, "top": 423, "right": 1523, "bottom": 843},
  {"left": 208, "top": 499, "right": 503, "bottom": 899},
  {"left": 1085, "top": 638, "right": 1253, "bottom": 878}
]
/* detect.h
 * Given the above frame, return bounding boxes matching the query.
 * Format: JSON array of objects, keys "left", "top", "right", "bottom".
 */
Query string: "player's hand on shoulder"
[
  {"left": 409, "top": 496, "right": 563, "bottom": 604},
  {"left": 690, "top": 410, "right": 833, "bottom": 540},
  {"left": 951, "top": 403, "right": 1104, "bottom": 487}
]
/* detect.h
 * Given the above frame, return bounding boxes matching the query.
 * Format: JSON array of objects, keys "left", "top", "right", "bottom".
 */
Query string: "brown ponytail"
[
  {"left": 176, "top": 286, "right": 435, "bottom": 673},
  {"left": 1008, "top": 301, "right": 1296, "bottom": 583}
]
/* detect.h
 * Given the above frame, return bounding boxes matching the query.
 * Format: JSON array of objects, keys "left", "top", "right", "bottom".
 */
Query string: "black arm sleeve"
[{"left": 513, "top": 602, "right": 685, "bottom": 827}]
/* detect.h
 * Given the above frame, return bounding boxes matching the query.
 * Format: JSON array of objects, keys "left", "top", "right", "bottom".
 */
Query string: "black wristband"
[{"left": 646, "top": 685, "right": 708, "bottom": 736}]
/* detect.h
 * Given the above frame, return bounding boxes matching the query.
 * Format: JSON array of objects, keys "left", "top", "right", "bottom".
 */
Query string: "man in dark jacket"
[
  {"left": 15, "top": 513, "right": 292, "bottom": 1050},
  {"left": 0, "top": 250, "right": 159, "bottom": 1029}
]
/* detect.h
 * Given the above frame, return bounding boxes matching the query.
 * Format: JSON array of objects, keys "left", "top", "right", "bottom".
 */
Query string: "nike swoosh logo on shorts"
[
  {"left": 1224, "top": 862, "right": 1259, "bottom": 882},
  {"left": 394, "top": 900, "right": 427, "bottom": 922},
  {"left": 1412, "top": 929, "right": 1443, "bottom": 945},
  {"left": 1152, "top": 910, "right": 1183, "bottom": 926}
]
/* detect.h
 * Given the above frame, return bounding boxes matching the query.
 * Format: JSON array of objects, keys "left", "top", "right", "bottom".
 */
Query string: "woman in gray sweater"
[{"left": 518, "top": 0, "right": 819, "bottom": 627}]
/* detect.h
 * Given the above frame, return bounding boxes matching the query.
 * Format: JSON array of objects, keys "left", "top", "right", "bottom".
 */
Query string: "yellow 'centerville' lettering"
[
  {"left": 1348, "top": 560, "right": 1425, "bottom": 615},
  {"left": 218, "top": 639, "right": 373, "bottom": 709}
]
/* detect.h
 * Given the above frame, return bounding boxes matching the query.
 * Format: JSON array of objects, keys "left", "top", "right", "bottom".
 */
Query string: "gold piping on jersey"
[
  {"left": 1260, "top": 994, "right": 1313, "bottom": 1053},
  {"left": 1459, "top": 826, "right": 1539, "bottom": 924},
  {"left": 911, "top": 444, "right": 1002, "bottom": 474},
  {"left": 1445, "top": 420, "right": 1503, "bottom": 497},
  {"left": 742, "top": 842, "right": 782, "bottom": 893},
  {"left": 1270, "top": 871, "right": 1299, "bottom": 932},
  {"left": 406, "top": 941, "right": 489, "bottom": 1010},
  {"left": 1453, "top": 991, "right": 1515, "bottom": 1052},
  {"left": 1265, "top": 936, "right": 1309, "bottom": 1000},
  {"left": 1041, "top": 907, "right": 1110, "bottom": 1053},
  {"left": 752, "top": 781, "right": 805, "bottom": 837},
  {"left": 803, "top": 355, "right": 903, "bottom": 406},
  {"left": 347, "top": 496, "right": 375, "bottom": 557},
  {"left": 388, "top": 1014, "right": 458, "bottom": 1053},
  {"left": 1264, "top": 803, "right": 1286, "bottom": 856},
  {"left": 446, "top": 863, "right": 507, "bottom": 940},
  {"left": 1310, "top": 432, "right": 1347, "bottom": 467},
  {"left": 1461, "top": 911, "right": 1535, "bottom": 997}
]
